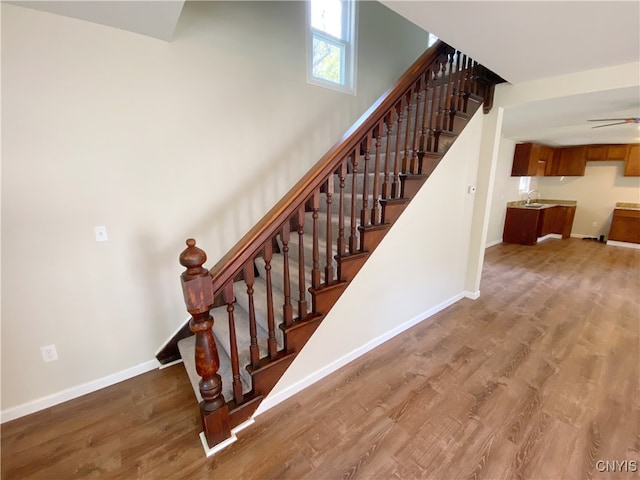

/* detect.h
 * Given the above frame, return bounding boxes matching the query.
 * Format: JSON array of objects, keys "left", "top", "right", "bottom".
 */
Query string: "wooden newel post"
[{"left": 179, "top": 238, "right": 230, "bottom": 448}]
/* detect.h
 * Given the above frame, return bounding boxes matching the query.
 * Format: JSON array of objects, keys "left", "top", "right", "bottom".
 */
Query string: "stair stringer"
[{"left": 255, "top": 105, "right": 486, "bottom": 415}]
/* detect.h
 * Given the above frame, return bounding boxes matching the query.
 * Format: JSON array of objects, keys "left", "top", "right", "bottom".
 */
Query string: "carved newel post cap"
[{"left": 180, "top": 238, "right": 207, "bottom": 274}]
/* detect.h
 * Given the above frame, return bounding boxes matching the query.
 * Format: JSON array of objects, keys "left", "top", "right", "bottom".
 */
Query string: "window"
[{"left": 307, "top": 0, "right": 357, "bottom": 94}]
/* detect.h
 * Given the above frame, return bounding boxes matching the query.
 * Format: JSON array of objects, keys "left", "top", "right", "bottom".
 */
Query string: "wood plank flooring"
[{"left": 2, "top": 238, "right": 639, "bottom": 479}]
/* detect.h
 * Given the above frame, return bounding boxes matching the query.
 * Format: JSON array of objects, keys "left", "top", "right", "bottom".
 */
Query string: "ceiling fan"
[{"left": 588, "top": 117, "right": 640, "bottom": 128}]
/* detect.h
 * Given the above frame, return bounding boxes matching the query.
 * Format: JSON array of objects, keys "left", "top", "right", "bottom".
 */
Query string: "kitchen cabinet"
[
  {"left": 608, "top": 208, "right": 640, "bottom": 244},
  {"left": 503, "top": 203, "right": 577, "bottom": 245},
  {"left": 586, "top": 144, "right": 629, "bottom": 161},
  {"left": 511, "top": 143, "right": 553, "bottom": 176},
  {"left": 511, "top": 142, "right": 638, "bottom": 177},
  {"left": 546, "top": 146, "right": 587, "bottom": 176},
  {"left": 503, "top": 207, "right": 541, "bottom": 245},
  {"left": 624, "top": 144, "right": 640, "bottom": 176}
]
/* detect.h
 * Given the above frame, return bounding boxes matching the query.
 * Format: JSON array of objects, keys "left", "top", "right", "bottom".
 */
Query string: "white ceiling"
[
  {"left": 10, "top": 0, "right": 640, "bottom": 146},
  {"left": 380, "top": 1, "right": 640, "bottom": 146}
]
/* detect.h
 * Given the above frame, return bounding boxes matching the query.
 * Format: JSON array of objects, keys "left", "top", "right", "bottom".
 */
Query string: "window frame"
[{"left": 306, "top": 0, "right": 358, "bottom": 95}]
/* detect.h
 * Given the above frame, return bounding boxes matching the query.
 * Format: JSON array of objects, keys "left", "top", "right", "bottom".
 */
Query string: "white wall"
[
  {"left": 484, "top": 62, "right": 640, "bottom": 246},
  {"left": 260, "top": 108, "right": 485, "bottom": 413},
  {"left": 1, "top": 1, "right": 429, "bottom": 416}
]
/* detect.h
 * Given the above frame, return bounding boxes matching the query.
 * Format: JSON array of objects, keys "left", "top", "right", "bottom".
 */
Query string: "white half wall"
[
  {"left": 258, "top": 108, "right": 485, "bottom": 414},
  {"left": 1, "top": 1, "right": 429, "bottom": 415}
]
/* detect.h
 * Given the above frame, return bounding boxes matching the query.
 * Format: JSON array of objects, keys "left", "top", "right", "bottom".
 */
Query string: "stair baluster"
[
  {"left": 402, "top": 88, "right": 413, "bottom": 173},
  {"left": 411, "top": 78, "right": 422, "bottom": 174},
  {"left": 223, "top": 282, "right": 243, "bottom": 404},
  {"left": 243, "top": 262, "right": 260, "bottom": 367},
  {"left": 392, "top": 99, "right": 403, "bottom": 198},
  {"left": 371, "top": 123, "right": 382, "bottom": 224},
  {"left": 263, "top": 242, "right": 277, "bottom": 359},
  {"left": 360, "top": 132, "right": 372, "bottom": 227},
  {"left": 311, "top": 191, "right": 321, "bottom": 287},
  {"left": 458, "top": 54, "right": 468, "bottom": 112},
  {"left": 281, "top": 226, "right": 293, "bottom": 327},
  {"left": 349, "top": 150, "right": 359, "bottom": 253},
  {"left": 337, "top": 159, "right": 347, "bottom": 256},
  {"left": 296, "top": 206, "right": 308, "bottom": 319},
  {"left": 324, "top": 179, "right": 334, "bottom": 284},
  {"left": 419, "top": 69, "right": 432, "bottom": 171},
  {"left": 382, "top": 112, "right": 394, "bottom": 200}
]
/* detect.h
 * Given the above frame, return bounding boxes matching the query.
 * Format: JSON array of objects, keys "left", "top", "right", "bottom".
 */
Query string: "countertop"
[
  {"left": 507, "top": 199, "right": 577, "bottom": 210},
  {"left": 615, "top": 202, "right": 640, "bottom": 211}
]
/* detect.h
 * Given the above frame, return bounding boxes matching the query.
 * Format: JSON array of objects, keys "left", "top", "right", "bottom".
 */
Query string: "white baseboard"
[
  {"left": 254, "top": 292, "right": 465, "bottom": 416},
  {"left": 606, "top": 240, "right": 640, "bottom": 250},
  {"left": 464, "top": 290, "right": 481, "bottom": 300},
  {"left": 0, "top": 359, "right": 160, "bottom": 424},
  {"left": 485, "top": 239, "right": 502, "bottom": 248},
  {"left": 537, "top": 234, "right": 562, "bottom": 242},
  {"left": 159, "top": 358, "right": 183, "bottom": 370}
]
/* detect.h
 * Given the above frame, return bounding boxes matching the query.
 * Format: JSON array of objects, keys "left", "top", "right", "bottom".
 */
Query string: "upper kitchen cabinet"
[
  {"left": 624, "top": 144, "right": 640, "bottom": 176},
  {"left": 511, "top": 142, "right": 639, "bottom": 177},
  {"left": 546, "top": 146, "right": 587, "bottom": 176},
  {"left": 511, "top": 143, "right": 553, "bottom": 176},
  {"left": 585, "top": 144, "right": 629, "bottom": 161}
]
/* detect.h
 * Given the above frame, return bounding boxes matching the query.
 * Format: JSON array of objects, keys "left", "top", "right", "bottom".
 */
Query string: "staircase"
[{"left": 156, "top": 41, "right": 502, "bottom": 453}]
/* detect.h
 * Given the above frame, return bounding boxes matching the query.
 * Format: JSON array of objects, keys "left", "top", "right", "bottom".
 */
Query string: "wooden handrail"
[{"left": 208, "top": 41, "right": 453, "bottom": 294}]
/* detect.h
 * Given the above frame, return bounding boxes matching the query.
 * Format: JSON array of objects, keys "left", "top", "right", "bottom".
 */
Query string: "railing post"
[{"left": 179, "top": 238, "right": 230, "bottom": 448}]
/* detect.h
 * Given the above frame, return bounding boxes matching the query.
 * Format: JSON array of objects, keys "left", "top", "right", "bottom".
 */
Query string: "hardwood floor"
[{"left": 2, "top": 238, "right": 638, "bottom": 479}]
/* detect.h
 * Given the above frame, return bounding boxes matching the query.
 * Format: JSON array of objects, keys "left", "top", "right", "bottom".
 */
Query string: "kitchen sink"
[{"left": 524, "top": 203, "right": 545, "bottom": 208}]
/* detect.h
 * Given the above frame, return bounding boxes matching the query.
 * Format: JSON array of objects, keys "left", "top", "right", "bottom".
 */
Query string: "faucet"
[{"left": 526, "top": 190, "right": 539, "bottom": 205}]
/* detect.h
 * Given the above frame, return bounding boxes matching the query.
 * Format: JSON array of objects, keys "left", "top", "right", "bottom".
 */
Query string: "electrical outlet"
[
  {"left": 41, "top": 344, "right": 58, "bottom": 362},
  {"left": 94, "top": 226, "right": 108, "bottom": 242}
]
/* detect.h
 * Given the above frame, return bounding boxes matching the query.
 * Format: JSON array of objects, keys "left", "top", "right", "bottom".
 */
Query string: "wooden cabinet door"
[
  {"left": 606, "top": 144, "right": 629, "bottom": 160},
  {"left": 586, "top": 145, "right": 608, "bottom": 161},
  {"left": 512, "top": 143, "right": 551, "bottom": 176},
  {"left": 624, "top": 144, "right": 640, "bottom": 176},
  {"left": 512, "top": 143, "right": 536, "bottom": 176},
  {"left": 547, "top": 147, "right": 586, "bottom": 176},
  {"left": 503, "top": 208, "right": 540, "bottom": 245},
  {"left": 608, "top": 209, "right": 640, "bottom": 243}
]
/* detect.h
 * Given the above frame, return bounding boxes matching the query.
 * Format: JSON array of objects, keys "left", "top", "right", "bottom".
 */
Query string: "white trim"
[
  {"left": 464, "top": 290, "right": 481, "bottom": 300},
  {"left": 0, "top": 359, "right": 160, "bottom": 423},
  {"left": 537, "top": 233, "right": 562, "bottom": 242},
  {"left": 606, "top": 240, "right": 640, "bottom": 250},
  {"left": 159, "top": 358, "right": 183, "bottom": 370},
  {"left": 254, "top": 292, "right": 465, "bottom": 416},
  {"left": 485, "top": 239, "right": 502, "bottom": 248},
  {"left": 199, "top": 418, "right": 255, "bottom": 457}
]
